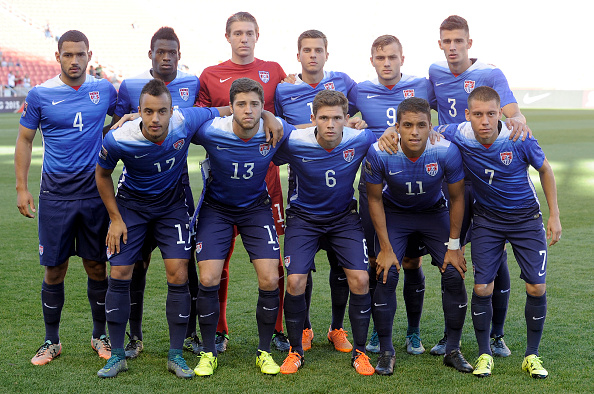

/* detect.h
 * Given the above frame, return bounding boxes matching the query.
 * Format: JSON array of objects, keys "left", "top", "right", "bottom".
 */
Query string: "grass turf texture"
[{"left": 0, "top": 110, "right": 592, "bottom": 392}]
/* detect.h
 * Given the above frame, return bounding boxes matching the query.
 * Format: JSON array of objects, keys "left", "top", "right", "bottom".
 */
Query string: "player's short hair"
[
  {"left": 468, "top": 86, "right": 501, "bottom": 107},
  {"left": 397, "top": 97, "right": 431, "bottom": 123},
  {"left": 312, "top": 90, "right": 349, "bottom": 117},
  {"left": 371, "top": 35, "right": 402, "bottom": 55},
  {"left": 440, "top": 15, "right": 469, "bottom": 34},
  {"left": 139, "top": 79, "right": 172, "bottom": 107},
  {"left": 230, "top": 78, "right": 264, "bottom": 105},
  {"left": 151, "top": 27, "right": 180, "bottom": 51},
  {"left": 226, "top": 11, "right": 259, "bottom": 35},
  {"left": 298, "top": 29, "right": 327, "bottom": 51},
  {"left": 57, "top": 30, "right": 89, "bottom": 52}
]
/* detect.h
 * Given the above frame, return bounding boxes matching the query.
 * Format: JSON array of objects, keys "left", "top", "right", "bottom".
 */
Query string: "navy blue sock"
[
  {"left": 371, "top": 266, "right": 398, "bottom": 355},
  {"left": 284, "top": 292, "right": 306, "bottom": 355},
  {"left": 441, "top": 267, "right": 467, "bottom": 354},
  {"left": 197, "top": 283, "right": 220, "bottom": 355},
  {"left": 303, "top": 273, "right": 313, "bottom": 330},
  {"left": 42, "top": 281, "right": 64, "bottom": 344},
  {"left": 129, "top": 264, "right": 147, "bottom": 340},
  {"left": 186, "top": 258, "right": 199, "bottom": 338},
  {"left": 167, "top": 282, "right": 191, "bottom": 350},
  {"left": 491, "top": 254, "right": 510, "bottom": 337},
  {"left": 105, "top": 277, "right": 131, "bottom": 349},
  {"left": 471, "top": 291, "right": 493, "bottom": 356},
  {"left": 329, "top": 264, "right": 349, "bottom": 330},
  {"left": 525, "top": 292, "right": 547, "bottom": 357},
  {"left": 348, "top": 291, "right": 371, "bottom": 355},
  {"left": 87, "top": 277, "right": 108, "bottom": 338},
  {"left": 256, "top": 288, "right": 279, "bottom": 352},
  {"left": 403, "top": 267, "right": 425, "bottom": 331}
]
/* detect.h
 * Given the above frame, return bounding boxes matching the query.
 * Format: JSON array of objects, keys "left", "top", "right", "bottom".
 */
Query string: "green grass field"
[{"left": 0, "top": 110, "right": 593, "bottom": 393}]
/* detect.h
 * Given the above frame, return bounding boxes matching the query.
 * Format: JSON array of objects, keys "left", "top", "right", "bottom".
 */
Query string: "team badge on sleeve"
[
  {"left": 324, "top": 82, "right": 335, "bottom": 90},
  {"left": 259, "top": 71, "right": 270, "bottom": 83},
  {"left": 179, "top": 88, "right": 190, "bottom": 101},
  {"left": 364, "top": 160, "right": 373, "bottom": 176},
  {"left": 173, "top": 139, "right": 185, "bottom": 150},
  {"left": 403, "top": 89, "right": 415, "bottom": 99},
  {"left": 425, "top": 162, "right": 439, "bottom": 176},
  {"left": 22, "top": 101, "right": 28, "bottom": 117},
  {"left": 284, "top": 256, "right": 291, "bottom": 268},
  {"left": 343, "top": 148, "right": 355, "bottom": 162},
  {"left": 259, "top": 143, "right": 271, "bottom": 156},
  {"left": 500, "top": 151, "right": 513, "bottom": 165},
  {"left": 39, "top": 245, "right": 44, "bottom": 256},
  {"left": 99, "top": 146, "right": 108, "bottom": 160},
  {"left": 463, "top": 80, "right": 475, "bottom": 94},
  {"left": 196, "top": 242, "right": 202, "bottom": 254},
  {"left": 89, "top": 91, "right": 100, "bottom": 104}
]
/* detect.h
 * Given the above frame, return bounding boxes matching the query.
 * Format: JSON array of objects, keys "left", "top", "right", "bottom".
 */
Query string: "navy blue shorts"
[
  {"left": 194, "top": 198, "right": 280, "bottom": 261},
  {"left": 38, "top": 197, "right": 109, "bottom": 266},
  {"left": 471, "top": 208, "right": 547, "bottom": 285},
  {"left": 283, "top": 206, "right": 369, "bottom": 275},
  {"left": 108, "top": 203, "right": 192, "bottom": 266}
]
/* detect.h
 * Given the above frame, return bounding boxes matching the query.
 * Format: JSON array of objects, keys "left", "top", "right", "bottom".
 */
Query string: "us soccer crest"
[
  {"left": 343, "top": 148, "right": 355, "bottom": 162},
  {"left": 173, "top": 139, "right": 185, "bottom": 150},
  {"left": 196, "top": 242, "right": 202, "bottom": 254},
  {"left": 99, "top": 145, "right": 108, "bottom": 160},
  {"left": 259, "top": 71, "right": 270, "bottom": 83},
  {"left": 464, "top": 80, "right": 475, "bottom": 94},
  {"left": 403, "top": 89, "right": 415, "bottom": 98},
  {"left": 284, "top": 256, "right": 291, "bottom": 268},
  {"left": 89, "top": 91, "right": 100, "bottom": 104},
  {"left": 426, "top": 162, "right": 438, "bottom": 176},
  {"left": 259, "top": 143, "right": 271, "bottom": 156},
  {"left": 39, "top": 245, "right": 44, "bottom": 256},
  {"left": 324, "top": 82, "right": 335, "bottom": 90},
  {"left": 500, "top": 151, "right": 513, "bottom": 165},
  {"left": 179, "top": 88, "right": 189, "bottom": 101}
]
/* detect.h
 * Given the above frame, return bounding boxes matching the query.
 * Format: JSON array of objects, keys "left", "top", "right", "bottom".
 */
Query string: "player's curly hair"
[
  {"left": 151, "top": 27, "right": 180, "bottom": 51},
  {"left": 298, "top": 30, "right": 327, "bottom": 51},
  {"left": 396, "top": 97, "right": 431, "bottom": 123},
  {"left": 226, "top": 11, "right": 259, "bottom": 35},
  {"left": 229, "top": 78, "right": 264, "bottom": 105},
  {"left": 139, "top": 79, "right": 172, "bottom": 107},
  {"left": 468, "top": 86, "right": 501, "bottom": 107},
  {"left": 440, "top": 15, "right": 469, "bottom": 34},
  {"left": 312, "top": 90, "right": 348, "bottom": 117},
  {"left": 371, "top": 35, "right": 402, "bottom": 56},
  {"left": 58, "top": 30, "right": 89, "bottom": 52}
]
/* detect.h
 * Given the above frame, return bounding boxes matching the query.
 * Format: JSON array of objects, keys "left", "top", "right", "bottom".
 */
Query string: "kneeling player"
[{"left": 366, "top": 98, "right": 472, "bottom": 375}]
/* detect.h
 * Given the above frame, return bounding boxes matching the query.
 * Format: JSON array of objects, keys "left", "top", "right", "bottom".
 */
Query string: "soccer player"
[
  {"left": 197, "top": 11, "right": 289, "bottom": 352},
  {"left": 112, "top": 26, "right": 203, "bottom": 359},
  {"left": 437, "top": 86, "right": 561, "bottom": 378},
  {"left": 366, "top": 98, "right": 472, "bottom": 375},
  {"left": 273, "top": 90, "right": 376, "bottom": 375},
  {"left": 15, "top": 30, "right": 117, "bottom": 365},
  {"left": 428, "top": 15, "right": 530, "bottom": 357},
  {"left": 192, "top": 78, "right": 294, "bottom": 377},
  {"left": 274, "top": 29, "right": 362, "bottom": 353}
]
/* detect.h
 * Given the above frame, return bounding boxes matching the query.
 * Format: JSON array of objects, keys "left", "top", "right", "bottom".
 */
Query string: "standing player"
[
  {"left": 192, "top": 78, "right": 294, "bottom": 377},
  {"left": 273, "top": 90, "right": 376, "bottom": 376},
  {"left": 366, "top": 98, "right": 471, "bottom": 375},
  {"left": 15, "top": 30, "right": 117, "bottom": 365},
  {"left": 437, "top": 86, "right": 560, "bottom": 378},
  {"left": 197, "top": 11, "right": 289, "bottom": 352},
  {"left": 428, "top": 15, "right": 530, "bottom": 357},
  {"left": 112, "top": 26, "right": 203, "bottom": 358}
]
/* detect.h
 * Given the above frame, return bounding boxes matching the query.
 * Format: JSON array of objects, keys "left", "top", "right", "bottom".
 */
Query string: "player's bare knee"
[
  {"left": 526, "top": 283, "right": 546, "bottom": 297},
  {"left": 110, "top": 265, "right": 134, "bottom": 281},
  {"left": 402, "top": 256, "right": 421, "bottom": 270},
  {"left": 345, "top": 270, "right": 369, "bottom": 294},
  {"left": 286, "top": 274, "right": 307, "bottom": 296},
  {"left": 44, "top": 262, "right": 68, "bottom": 284},
  {"left": 82, "top": 259, "right": 107, "bottom": 281},
  {"left": 473, "top": 282, "right": 494, "bottom": 297}
]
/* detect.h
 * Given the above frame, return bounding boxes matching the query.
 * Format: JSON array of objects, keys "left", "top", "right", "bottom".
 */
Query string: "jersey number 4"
[{"left": 73, "top": 112, "right": 83, "bottom": 131}]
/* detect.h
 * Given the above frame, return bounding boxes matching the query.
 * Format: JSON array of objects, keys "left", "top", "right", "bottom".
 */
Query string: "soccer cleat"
[
  {"left": 215, "top": 332, "right": 229, "bottom": 353},
  {"left": 272, "top": 330, "right": 291, "bottom": 352},
  {"left": 430, "top": 334, "right": 447, "bottom": 356},
  {"left": 168, "top": 354, "right": 195, "bottom": 379},
  {"left": 443, "top": 349, "right": 474, "bottom": 373},
  {"left": 124, "top": 332, "right": 143, "bottom": 359},
  {"left": 365, "top": 328, "right": 380, "bottom": 354},
  {"left": 280, "top": 348, "right": 304, "bottom": 374},
  {"left": 302, "top": 328, "right": 314, "bottom": 351},
  {"left": 183, "top": 334, "right": 203, "bottom": 354},
  {"left": 256, "top": 350, "right": 281, "bottom": 375},
  {"left": 351, "top": 349, "right": 375, "bottom": 376},
  {"left": 194, "top": 351, "right": 217, "bottom": 377},
  {"left": 522, "top": 354, "right": 548, "bottom": 379},
  {"left": 91, "top": 335, "right": 111, "bottom": 360},
  {"left": 375, "top": 351, "right": 395, "bottom": 376},
  {"left": 405, "top": 333, "right": 425, "bottom": 355},
  {"left": 31, "top": 340, "right": 61, "bottom": 365},
  {"left": 97, "top": 354, "right": 128, "bottom": 378},
  {"left": 490, "top": 335, "right": 511, "bottom": 357},
  {"left": 327, "top": 327, "right": 353, "bottom": 353},
  {"left": 473, "top": 353, "right": 494, "bottom": 377}
]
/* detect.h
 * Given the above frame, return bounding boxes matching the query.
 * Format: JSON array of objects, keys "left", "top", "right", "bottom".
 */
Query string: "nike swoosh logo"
[
  {"left": 130, "top": 303, "right": 138, "bottom": 306},
  {"left": 500, "top": 289, "right": 510, "bottom": 293},
  {"left": 52, "top": 99, "right": 66, "bottom": 105},
  {"left": 360, "top": 307, "right": 371, "bottom": 313},
  {"left": 435, "top": 82, "right": 445, "bottom": 86},
  {"left": 538, "top": 271, "right": 546, "bottom": 276},
  {"left": 458, "top": 303, "right": 467, "bottom": 308},
  {"left": 373, "top": 303, "right": 387, "bottom": 307},
  {"left": 302, "top": 158, "right": 313, "bottom": 162},
  {"left": 263, "top": 306, "right": 279, "bottom": 311},
  {"left": 184, "top": 246, "right": 192, "bottom": 251},
  {"left": 179, "top": 313, "right": 190, "bottom": 318},
  {"left": 416, "top": 289, "right": 425, "bottom": 293},
  {"left": 96, "top": 302, "right": 105, "bottom": 305},
  {"left": 389, "top": 170, "right": 403, "bottom": 175},
  {"left": 532, "top": 316, "right": 545, "bottom": 320},
  {"left": 216, "top": 145, "right": 230, "bottom": 150},
  {"left": 200, "top": 312, "right": 215, "bottom": 318},
  {"left": 290, "top": 95, "right": 302, "bottom": 101},
  {"left": 523, "top": 92, "right": 551, "bottom": 105},
  {"left": 337, "top": 277, "right": 347, "bottom": 281},
  {"left": 473, "top": 311, "right": 486, "bottom": 316},
  {"left": 134, "top": 153, "right": 149, "bottom": 159},
  {"left": 106, "top": 308, "right": 119, "bottom": 313},
  {"left": 43, "top": 303, "right": 58, "bottom": 309},
  {"left": 367, "top": 94, "right": 380, "bottom": 99},
  {"left": 220, "top": 77, "right": 232, "bottom": 83},
  {"left": 273, "top": 246, "right": 280, "bottom": 251}
]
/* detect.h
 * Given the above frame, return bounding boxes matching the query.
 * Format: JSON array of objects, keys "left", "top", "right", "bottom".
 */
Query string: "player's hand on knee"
[
  {"left": 377, "top": 126, "right": 399, "bottom": 154},
  {"left": 442, "top": 250, "right": 466, "bottom": 279},
  {"left": 106, "top": 218, "right": 127, "bottom": 255},
  {"left": 376, "top": 249, "right": 400, "bottom": 284},
  {"left": 16, "top": 190, "right": 36, "bottom": 218}
]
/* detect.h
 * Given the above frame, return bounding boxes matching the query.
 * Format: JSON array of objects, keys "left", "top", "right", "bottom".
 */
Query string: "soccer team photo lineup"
[{"left": 13, "top": 10, "right": 562, "bottom": 381}]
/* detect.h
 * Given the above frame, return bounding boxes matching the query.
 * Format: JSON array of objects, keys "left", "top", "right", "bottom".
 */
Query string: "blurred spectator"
[
  {"left": 1, "top": 59, "right": 6, "bottom": 68},
  {"left": 89, "top": 65, "right": 95, "bottom": 76},
  {"left": 7, "top": 70, "right": 15, "bottom": 96},
  {"left": 16, "top": 59, "right": 21, "bottom": 67},
  {"left": 44, "top": 23, "right": 52, "bottom": 38},
  {"left": 23, "top": 74, "right": 31, "bottom": 88},
  {"left": 95, "top": 64, "right": 103, "bottom": 78}
]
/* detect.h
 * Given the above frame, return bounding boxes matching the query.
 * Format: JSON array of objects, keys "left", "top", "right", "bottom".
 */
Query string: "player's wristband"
[{"left": 448, "top": 238, "right": 460, "bottom": 250}]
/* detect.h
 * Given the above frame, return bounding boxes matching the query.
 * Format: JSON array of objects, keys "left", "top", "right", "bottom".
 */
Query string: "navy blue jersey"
[
  {"left": 429, "top": 60, "right": 517, "bottom": 125},
  {"left": 274, "top": 71, "right": 357, "bottom": 124},
  {"left": 114, "top": 69, "right": 200, "bottom": 117},
  {"left": 273, "top": 127, "right": 376, "bottom": 215},
  {"left": 354, "top": 75, "right": 433, "bottom": 136},
  {"left": 365, "top": 139, "right": 464, "bottom": 210},
  {"left": 438, "top": 122, "right": 545, "bottom": 213},
  {"left": 192, "top": 116, "right": 294, "bottom": 208},
  {"left": 20, "top": 75, "right": 117, "bottom": 200}
]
